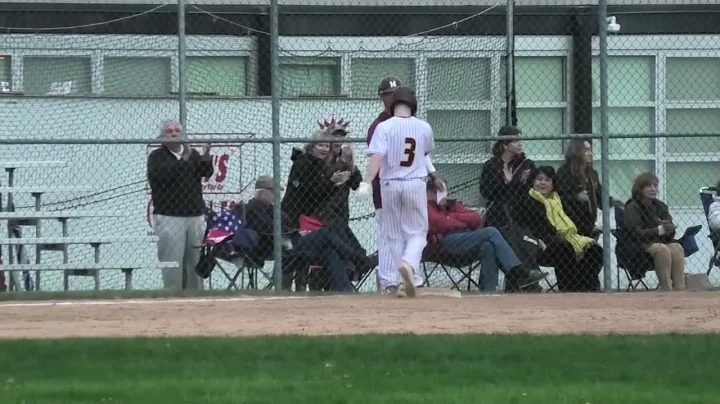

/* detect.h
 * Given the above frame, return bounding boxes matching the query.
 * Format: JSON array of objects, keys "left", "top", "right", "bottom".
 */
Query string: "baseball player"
[
  {"left": 367, "top": 77, "right": 444, "bottom": 295},
  {"left": 358, "top": 86, "right": 434, "bottom": 298}
]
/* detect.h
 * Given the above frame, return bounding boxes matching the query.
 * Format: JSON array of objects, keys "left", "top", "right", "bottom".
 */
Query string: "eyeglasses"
[{"left": 164, "top": 128, "right": 181, "bottom": 133}]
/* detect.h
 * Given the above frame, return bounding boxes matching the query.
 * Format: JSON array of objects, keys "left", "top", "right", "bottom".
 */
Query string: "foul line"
[
  {"left": 0, "top": 295, "right": 318, "bottom": 308},
  {"left": 0, "top": 292, "right": 505, "bottom": 308}
]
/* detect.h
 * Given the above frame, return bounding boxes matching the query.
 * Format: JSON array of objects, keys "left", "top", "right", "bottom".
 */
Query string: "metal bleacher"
[{"left": 0, "top": 160, "right": 177, "bottom": 292}]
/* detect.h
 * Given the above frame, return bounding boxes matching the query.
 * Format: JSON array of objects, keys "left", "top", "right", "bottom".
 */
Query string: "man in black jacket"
[{"left": 147, "top": 120, "right": 214, "bottom": 290}]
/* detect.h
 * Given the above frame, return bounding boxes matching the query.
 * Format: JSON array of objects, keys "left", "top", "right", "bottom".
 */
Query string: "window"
[
  {"left": 503, "top": 108, "right": 565, "bottom": 157},
  {"left": 590, "top": 56, "right": 655, "bottom": 202},
  {"left": 351, "top": 58, "right": 415, "bottom": 99},
  {"left": 0, "top": 56, "right": 10, "bottom": 92},
  {"left": 278, "top": 57, "right": 340, "bottom": 97},
  {"left": 513, "top": 57, "right": 566, "bottom": 103},
  {"left": 592, "top": 108, "right": 655, "bottom": 155},
  {"left": 663, "top": 58, "right": 720, "bottom": 207},
  {"left": 188, "top": 56, "right": 247, "bottom": 97},
  {"left": 592, "top": 56, "right": 655, "bottom": 103},
  {"left": 426, "top": 110, "right": 491, "bottom": 156},
  {"left": 667, "top": 58, "right": 720, "bottom": 101},
  {"left": 500, "top": 57, "right": 568, "bottom": 156},
  {"left": 666, "top": 162, "right": 719, "bottom": 206},
  {"left": 666, "top": 109, "right": 720, "bottom": 154},
  {"left": 604, "top": 161, "right": 655, "bottom": 203},
  {"left": 23, "top": 56, "right": 92, "bottom": 95},
  {"left": 434, "top": 164, "right": 484, "bottom": 208},
  {"left": 427, "top": 58, "right": 492, "bottom": 102},
  {"left": 103, "top": 57, "right": 171, "bottom": 97},
  {"left": 534, "top": 160, "right": 562, "bottom": 170}
]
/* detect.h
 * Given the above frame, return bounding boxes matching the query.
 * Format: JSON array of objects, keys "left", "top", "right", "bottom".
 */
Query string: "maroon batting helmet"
[{"left": 389, "top": 86, "right": 417, "bottom": 116}]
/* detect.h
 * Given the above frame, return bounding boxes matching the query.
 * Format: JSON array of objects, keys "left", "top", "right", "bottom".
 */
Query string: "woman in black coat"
[
  {"left": 312, "top": 121, "right": 377, "bottom": 283},
  {"left": 479, "top": 125, "right": 536, "bottom": 229},
  {"left": 512, "top": 166, "right": 603, "bottom": 292},
  {"left": 281, "top": 134, "right": 344, "bottom": 227},
  {"left": 280, "top": 133, "right": 352, "bottom": 290}
]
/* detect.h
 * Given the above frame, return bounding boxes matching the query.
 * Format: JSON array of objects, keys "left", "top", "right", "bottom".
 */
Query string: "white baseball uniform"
[{"left": 368, "top": 116, "right": 434, "bottom": 290}]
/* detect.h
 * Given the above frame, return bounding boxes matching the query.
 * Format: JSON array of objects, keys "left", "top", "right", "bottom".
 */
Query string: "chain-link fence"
[{"left": 0, "top": 0, "right": 718, "bottom": 294}]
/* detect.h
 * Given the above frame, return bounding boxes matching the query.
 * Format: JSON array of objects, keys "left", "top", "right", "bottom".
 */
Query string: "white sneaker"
[{"left": 398, "top": 262, "right": 416, "bottom": 298}]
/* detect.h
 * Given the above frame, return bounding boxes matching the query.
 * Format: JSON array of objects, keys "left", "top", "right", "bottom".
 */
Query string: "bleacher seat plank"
[
  {"left": 0, "top": 186, "right": 94, "bottom": 193},
  {"left": 0, "top": 262, "right": 178, "bottom": 271},
  {"left": 0, "top": 211, "right": 126, "bottom": 220},
  {"left": 0, "top": 161, "right": 66, "bottom": 169},
  {"left": 0, "top": 236, "right": 159, "bottom": 245}
]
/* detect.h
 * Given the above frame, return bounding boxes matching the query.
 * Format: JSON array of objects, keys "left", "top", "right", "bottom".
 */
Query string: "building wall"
[{"left": 0, "top": 33, "right": 719, "bottom": 290}]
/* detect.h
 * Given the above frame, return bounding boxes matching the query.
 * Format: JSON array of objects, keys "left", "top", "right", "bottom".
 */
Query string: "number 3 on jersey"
[{"left": 400, "top": 137, "right": 416, "bottom": 167}]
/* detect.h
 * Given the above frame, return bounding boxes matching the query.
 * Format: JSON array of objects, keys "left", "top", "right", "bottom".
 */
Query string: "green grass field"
[{"left": 1, "top": 334, "right": 718, "bottom": 403}]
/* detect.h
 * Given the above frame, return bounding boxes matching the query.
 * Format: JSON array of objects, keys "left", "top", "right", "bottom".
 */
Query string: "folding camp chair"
[
  {"left": 614, "top": 205, "right": 702, "bottom": 291},
  {"left": 700, "top": 187, "right": 720, "bottom": 277},
  {"left": 421, "top": 246, "right": 482, "bottom": 291},
  {"left": 305, "top": 251, "right": 377, "bottom": 292},
  {"left": 613, "top": 206, "right": 657, "bottom": 291},
  {"left": 197, "top": 201, "right": 274, "bottom": 290}
]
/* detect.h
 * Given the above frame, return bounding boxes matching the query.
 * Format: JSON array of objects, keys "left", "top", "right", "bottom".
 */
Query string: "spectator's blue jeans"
[
  {"left": 295, "top": 228, "right": 354, "bottom": 292},
  {"left": 441, "top": 227, "right": 521, "bottom": 291}
]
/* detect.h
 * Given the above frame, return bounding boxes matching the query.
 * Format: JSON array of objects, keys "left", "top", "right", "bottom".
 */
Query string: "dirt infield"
[{"left": 1, "top": 291, "right": 720, "bottom": 339}]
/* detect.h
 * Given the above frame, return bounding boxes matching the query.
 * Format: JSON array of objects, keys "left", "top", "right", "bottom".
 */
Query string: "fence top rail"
[
  {"left": 0, "top": 133, "right": 715, "bottom": 145},
  {"left": 0, "top": 0, "right": 700, "bottom": 6}
]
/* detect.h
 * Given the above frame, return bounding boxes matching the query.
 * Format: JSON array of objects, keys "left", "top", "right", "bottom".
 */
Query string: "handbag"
[
  {"left": 195, "top": 245, "right": 216, "bottom": 279},
  {"left": 194, "top": 225, "right": 216, "bottom": 279}
]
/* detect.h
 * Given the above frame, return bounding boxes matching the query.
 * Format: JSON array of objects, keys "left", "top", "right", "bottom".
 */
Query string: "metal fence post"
[
  {"left": 177, "top": 0, "right": 187, "bottom": 130},
  {"left": 505, "top": 0, "right": 514, "bottom": 125},
  {"left": 598, "top": 0, "right": 613, "bottom": 292},
  {"left": 270, "top": 0, "right": 283, "bottom": 291}
]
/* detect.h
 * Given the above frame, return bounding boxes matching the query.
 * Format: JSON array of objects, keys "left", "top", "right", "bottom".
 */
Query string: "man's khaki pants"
[{"left": 153, "top": 215, "right": 205, "bottom": 290}]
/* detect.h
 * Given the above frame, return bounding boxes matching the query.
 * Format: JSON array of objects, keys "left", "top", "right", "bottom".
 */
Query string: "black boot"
[{"left": 505, "top": 266, "right": 548, "bottom": 292}]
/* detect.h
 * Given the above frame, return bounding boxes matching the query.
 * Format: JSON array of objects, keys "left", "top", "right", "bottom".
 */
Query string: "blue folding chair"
[{"left": 700, "top": 187, "right": 720, "bottom": 276}]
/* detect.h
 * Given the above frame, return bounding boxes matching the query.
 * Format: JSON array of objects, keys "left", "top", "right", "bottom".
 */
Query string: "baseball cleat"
[
  {"left": 382, "top": 286, "right": 398, "bottom": 296},
  {"left": 398, "top": 261, "right": 416, "bottom": 298}
]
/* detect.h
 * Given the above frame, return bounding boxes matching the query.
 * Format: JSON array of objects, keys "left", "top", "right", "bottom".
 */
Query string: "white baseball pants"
[{"left": 377, "top": 179, "right": 427, "bottom": 291}]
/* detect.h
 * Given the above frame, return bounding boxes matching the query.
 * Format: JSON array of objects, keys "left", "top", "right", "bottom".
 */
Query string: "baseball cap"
[
  {"left": 255, "top": 175, "right": 283, "bottom": 191},
  {"left": 498, "top": 125, "right": 522, "bottom": 138},
  {"left": 378, "top": 76, "right": 402, "bottom": 95}
]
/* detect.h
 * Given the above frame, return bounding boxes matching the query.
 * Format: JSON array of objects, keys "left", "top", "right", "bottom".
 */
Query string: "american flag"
[{"left": 206, "top": 209, "right": 239, "bottom": 245}]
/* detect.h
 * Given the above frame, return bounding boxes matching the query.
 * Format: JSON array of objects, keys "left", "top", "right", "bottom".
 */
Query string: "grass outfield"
[{"left": 0, "top": 335, "right": 718, "bottom": 403}]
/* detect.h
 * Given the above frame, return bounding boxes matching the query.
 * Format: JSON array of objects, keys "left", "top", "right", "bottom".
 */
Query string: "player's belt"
[{"left": 381, "top": 176, "right": 428, "bottom": 182}]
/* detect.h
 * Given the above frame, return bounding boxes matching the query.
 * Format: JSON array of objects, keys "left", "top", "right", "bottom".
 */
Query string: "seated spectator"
[
  {"left": 556, "top": 139, "right": 622, "bottom": 238},
  {"left": 707, "top": 180, "right": 720, "bottom": 233},
  {"left": 513, "top": 166, "right": 603, "bottom": 292},
  {"left": 624, "top": 172, "right": 686, "bottom": 291},
  {"left": 426, "top": 181, "right": 547, "bottom": 292},
  {"left": 246, "top": 175, "right": 356, "bottom": 292}
]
